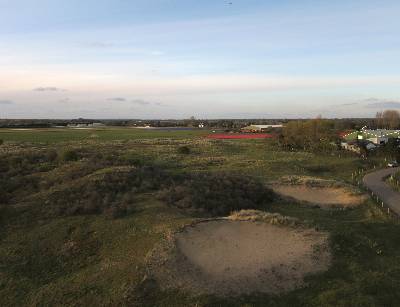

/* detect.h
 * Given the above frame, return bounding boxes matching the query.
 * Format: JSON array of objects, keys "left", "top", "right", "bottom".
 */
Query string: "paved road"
[{"left": 363, "top": 168, "right": 400, "bottom": 215}]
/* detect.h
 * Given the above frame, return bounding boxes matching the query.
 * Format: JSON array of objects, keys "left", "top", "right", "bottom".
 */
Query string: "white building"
[
  {"left": 362, "top": 130, "right": 390, "bottom": 145},
  {"left": 242, "top": 124, "right": 283, "bottom": 132}
]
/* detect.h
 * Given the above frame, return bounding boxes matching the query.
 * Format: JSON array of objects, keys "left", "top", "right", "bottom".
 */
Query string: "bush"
[
  {"left": 0, "top": 139, "right": 3, "bottom": 146},
  {"left": 60, "top": 149, "right": 79, "bottom": 162},
  {"left": 104, "top": 204, "right": 127, "bottom": 219},
  {"left": 305, "top": 164, "right": 332, "bottom": 174},
  {"left": 45, "top": 150, "right": 58, "bottom": 162},
  {"left": 158, "top": 173, "right": 275, "bottom": 216},
  {"left": 177, "top": 146, "right": 191, "bottom": 155},
  {"left": 46, "top": 165, "right": 176, "bottom": 218}
]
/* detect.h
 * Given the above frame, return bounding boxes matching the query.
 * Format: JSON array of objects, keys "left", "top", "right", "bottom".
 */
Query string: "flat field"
[
  {"left": 0, "top": 127, "right": 210, "bottom": 143},
  {"left": 1, "top": 128, "right": 400, "bottom": 306}
]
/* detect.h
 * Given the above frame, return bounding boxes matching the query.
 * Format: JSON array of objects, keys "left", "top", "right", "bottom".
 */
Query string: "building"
[
  {"left": 341, "top": 140, "right": 377, "bottom": 154},
  {"left": 358, "top": 129, "right": 392, "bottom": 145},
  {"left": 341, "top": 141, "right": 361, "bottom": 154},
  {"left": 241, "top": 124, "right": 283, "bottom": 132},
  {"left": 345, "top": 129, "right": 400, "bottom": 145},
  {"left": 67, "top": 122, "right": 105, "bottom": 128}
]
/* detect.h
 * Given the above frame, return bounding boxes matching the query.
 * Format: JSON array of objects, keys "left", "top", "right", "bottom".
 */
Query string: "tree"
[
  {"left": 375, "top": 112, "right": 384, "bottom": 129},
  {"left": 383, "top": 110, "right": 400, "bottom": 129},
  {"left": 281, "top": 117, "right": 337, "bottom": 152},
  {"left": 376, "top": 110, "right": 400, "bottom": 129}
]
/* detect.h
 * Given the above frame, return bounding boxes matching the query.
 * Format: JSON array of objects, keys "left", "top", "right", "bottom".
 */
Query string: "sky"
[{"left": 0, "top": 0, "right": 400, "bottom": 119}]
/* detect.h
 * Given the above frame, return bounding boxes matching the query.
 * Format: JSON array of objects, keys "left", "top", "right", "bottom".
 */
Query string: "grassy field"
[
  {"left": 0, "top": 127, "right": 211, "bottom": 143},
  {"left": 1, "top": 128, "right": 400, "bottom": 306}
]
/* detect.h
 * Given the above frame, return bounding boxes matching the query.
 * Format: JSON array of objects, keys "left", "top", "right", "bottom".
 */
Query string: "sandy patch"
[
  {"left": 147, "top": 211, "right": 330, "bottom": 296},
  {"left": 272, "top": 185, "right": 366, "bottom": 208}
]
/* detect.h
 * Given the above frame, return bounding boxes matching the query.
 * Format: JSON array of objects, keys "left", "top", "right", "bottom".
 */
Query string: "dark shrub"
[
  {"left": 0, "top": 139, "right": 3, "bottom": 146},
  {"left": 159, "top": 173, "right": 275, "bottom": 216},
  {"left": 45, "top": 165, "right": 175, "bottom": 218},
  {"left": 60, "top": 149, "right": 79, "bottom": 162},
  {"left": 45, "top": 150, "right": 58, "bottom": 162},
  {"left": 104, "top": 204, "right": 127, "bottom": 219},
  {"left": 177, "top": 146, "right": 191, "bottom": 155},
  {"left": 305, "top": 164, "right": 331, "bottom": 174}
]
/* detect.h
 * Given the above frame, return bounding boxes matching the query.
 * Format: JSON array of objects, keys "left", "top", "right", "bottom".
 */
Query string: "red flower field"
[{"left": 206, "top": 133, "right": 274, "bottom": 139}]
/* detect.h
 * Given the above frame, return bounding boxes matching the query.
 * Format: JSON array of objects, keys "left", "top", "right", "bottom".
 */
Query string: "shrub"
[
  {"left": 45, "top": 150, "right": 58, "bottom": 162},
  {"left": 60, "top": 149, "right": 79, "bottom": 162},
  {"left": 177, "top": 146, "right": 191, "bottom": 155},
  {"left": 104, "top": 204, "right": 127, "bottom": 219},
  {"left": 0, "top": 139, "right": 3, "bottom": 146},
  {"left": 158, "top": 173, "right": 275, "bottom": 216},
  {"left": 305, "top": 164, "right": 332, "bottom": 174},
  {"left": 45, "top": 165, "right": 175, "bottom": 218}
]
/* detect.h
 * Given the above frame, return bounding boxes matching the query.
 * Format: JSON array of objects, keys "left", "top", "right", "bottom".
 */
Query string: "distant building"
[
  {"left": 242, "top": 124, "right": 283, "bottom": 132},
  {"left": 358, "top": 129, "right": 393, "bottom": 145},
  {"left": 341, "top": 141, "right": 361, "bottom": 154},
  {"left": 341, "top": 140, "right": 377, "bottom": 154},
  {"left": 67, "top": 122, "right": 105, "bottom": 128},
  {"left": 91, "top": 122, "right": 105, "bottom": 127},
  {"left": 344, "top": 129, "right": 400, "bottom": 145}
]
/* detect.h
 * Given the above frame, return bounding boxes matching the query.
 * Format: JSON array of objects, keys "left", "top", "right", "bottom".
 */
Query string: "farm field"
[
  {"left": 1, "top": 128, "right": 400, "bottom": 306},
  {"left": 0, "top": 127, "right": 211, "bottom": 143}
]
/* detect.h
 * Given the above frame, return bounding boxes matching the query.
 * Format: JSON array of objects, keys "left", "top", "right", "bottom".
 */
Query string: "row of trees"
[
  {"left": 375, "top": 110, "right": 400, "bottom": 129},
  {"left": 278, "top": 117, "right": 339, "bottom": 152}
]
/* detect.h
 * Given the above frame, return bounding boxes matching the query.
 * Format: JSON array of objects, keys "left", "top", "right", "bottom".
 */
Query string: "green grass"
[
  {"left": 0, "top": 127, "right": 210, "bottom": 143},
  {"left": 1, "top": 132, "right": 399, "bottom": 306}
]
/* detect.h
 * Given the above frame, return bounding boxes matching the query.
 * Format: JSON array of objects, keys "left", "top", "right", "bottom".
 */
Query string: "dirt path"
[{"left": 363, "top": 168, "right": 400, "bottom": 215}]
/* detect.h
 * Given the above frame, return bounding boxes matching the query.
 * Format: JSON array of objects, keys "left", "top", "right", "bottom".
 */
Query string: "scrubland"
[{"left": 1, "top": 129, "right": 400, "bottom": 306}]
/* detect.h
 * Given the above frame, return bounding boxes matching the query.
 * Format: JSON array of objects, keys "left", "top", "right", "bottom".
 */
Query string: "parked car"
[{"left": 388, "top": 161, "right": 399, "bottom": 168}]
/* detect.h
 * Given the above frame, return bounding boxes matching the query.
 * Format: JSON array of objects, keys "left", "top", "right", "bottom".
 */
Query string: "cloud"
[
  {"left": 33, "top": 87, "right": 65, "bottom": 92},
  {"left": 364, "top": 98, "right": 400, "bottom": 109},
  {"left": 131, "top": 99, "right": 151, "bottom": 106},
  {"left": 107, "top": 97, "right": 127, "bottom": 102},
  {"left": 0, "top": 99, "right": 14, "bottom": 105}
]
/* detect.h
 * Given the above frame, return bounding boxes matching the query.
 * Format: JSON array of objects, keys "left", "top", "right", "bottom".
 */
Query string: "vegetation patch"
[{"left": 158, "top": 173, "right": 275, "bottom": 216}]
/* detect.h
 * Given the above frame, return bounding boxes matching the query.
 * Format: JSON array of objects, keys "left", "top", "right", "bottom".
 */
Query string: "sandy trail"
[{"left": 150, "top": 219, "right": 330, "bottom": 296}]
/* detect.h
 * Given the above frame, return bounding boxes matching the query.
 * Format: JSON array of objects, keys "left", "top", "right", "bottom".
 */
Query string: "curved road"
[{"left": 363, "top": 168, "right": 400, "bottom": 215}]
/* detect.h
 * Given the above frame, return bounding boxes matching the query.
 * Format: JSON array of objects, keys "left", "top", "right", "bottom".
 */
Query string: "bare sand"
[
  {"left": 149, "top": 218, "right": 330, "bottom": 296},
  {"left": 272, "top": 185, "right": 367, "bottom": 208}
]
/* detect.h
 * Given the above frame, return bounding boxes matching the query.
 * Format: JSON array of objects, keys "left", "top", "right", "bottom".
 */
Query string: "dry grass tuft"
[{"left": 227, "top": 209, "right": 299, "bottom": 226}]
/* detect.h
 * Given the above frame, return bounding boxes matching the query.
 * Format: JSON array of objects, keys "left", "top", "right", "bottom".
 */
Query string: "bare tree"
[
  {"left": 375, "top": 111, "right": 383, "bottom": 129},
  {"left": 382, "top": 110, "right": 400, "bottom": 129}
]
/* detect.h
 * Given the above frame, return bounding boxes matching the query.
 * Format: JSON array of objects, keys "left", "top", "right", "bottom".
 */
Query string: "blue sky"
[{"left": 0, "top": 0, "right": 399, "bottom": 119}]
